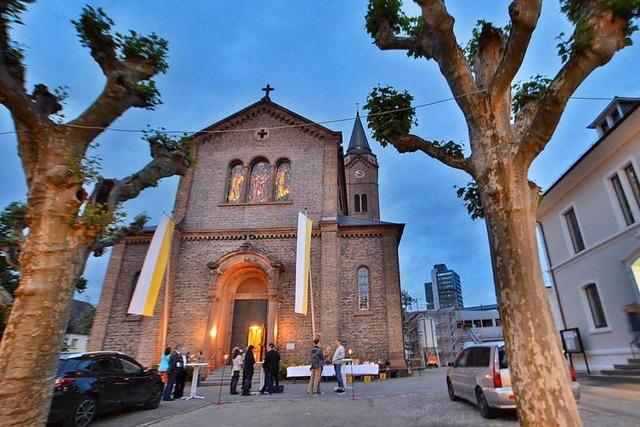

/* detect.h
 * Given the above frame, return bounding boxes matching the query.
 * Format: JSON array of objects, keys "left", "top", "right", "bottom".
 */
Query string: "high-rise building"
[
  {"left": 425, "top": 263, "right": 463, "bottom": 310},
  {"left": 424, "top": 282, "right": 435, "bottom": 310}
]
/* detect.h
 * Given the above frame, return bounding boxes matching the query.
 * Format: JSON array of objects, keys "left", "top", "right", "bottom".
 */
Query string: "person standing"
[
  {"left": 174, "top": 348, "right": 189, "bottom": 399},
  {"left": 230, "top": 347, "right": 243, "bottom": 395},
  {"left": 158, "top": 347, "right": 171, "bottom": 385},
  {"left": 163, "top": 345, "right": 181, "bottom": 401},
  {"left": 242, "top": 345, "right": 255, "bottom": 396},
  {"left": 308, "top": 338, "right": 324, "bottom": 395},
  {"left": 332, "top": 339, "right": 346, "bottom": 393},
  {"left": 260, "top": 343, "right": 280, "bottom": 394}
]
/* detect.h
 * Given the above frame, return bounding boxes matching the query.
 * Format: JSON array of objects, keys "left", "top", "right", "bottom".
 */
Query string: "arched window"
[
  {"left": 275, "top": 160, "right": 292, "bottom": 201},
  {"left": 354, "top": 194, "right": 361, "bottom": 212},
  {"left": 226, "top": 162, "right": 245, "bottom": 203},
  {"left": 248, "top": 160, "right": 271, "bottom": 202},
  {"left": 358, "top": 267, "right": 369, "bottom": 310},
  {"left": 361, "top": 194, "right": 368, "bottom": 213}
]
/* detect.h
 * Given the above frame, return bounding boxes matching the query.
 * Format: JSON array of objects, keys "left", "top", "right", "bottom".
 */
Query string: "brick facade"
[{"left": 89, "top": 96, "right": 406, "bottom": 369}]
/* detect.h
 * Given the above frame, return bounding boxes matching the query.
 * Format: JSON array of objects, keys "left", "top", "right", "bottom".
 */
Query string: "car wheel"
[
  {"left": 143, "top": 384, "right": 163, "bottom": 410},
  {"left": 476, "top": 388, "right": 497, "bottom": 419},
  {"left": 64, "top": 396, "right": 96, "bottom": 427},
  {"left": 446, "top": 378, "right": 458, "bottom": 401}
]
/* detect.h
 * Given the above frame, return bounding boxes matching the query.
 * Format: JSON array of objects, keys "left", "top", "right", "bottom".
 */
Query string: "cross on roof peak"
[{"left": 261, "top": 84, "right": 275, "bottom": 99}]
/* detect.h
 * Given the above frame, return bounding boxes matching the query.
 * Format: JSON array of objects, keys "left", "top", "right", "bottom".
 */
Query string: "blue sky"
[{"left": 0, "top": 1, "right": 638, "bottom": 308}]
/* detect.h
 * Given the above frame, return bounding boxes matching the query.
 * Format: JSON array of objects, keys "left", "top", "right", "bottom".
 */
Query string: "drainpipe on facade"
[{"left": 537, "top": 221, "right": 568, "bottom": 330}]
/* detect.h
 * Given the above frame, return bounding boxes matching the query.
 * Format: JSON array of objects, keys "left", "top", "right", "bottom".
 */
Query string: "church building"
[{"left": 89, "top": 89, "right": 406, "bottom": 370}]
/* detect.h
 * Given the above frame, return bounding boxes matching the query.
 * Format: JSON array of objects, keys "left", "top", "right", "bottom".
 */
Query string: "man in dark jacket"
[
  {"left": 163, "top": 345, "right": 182, "bottom": 401},
  {"left": 260, "top": 343, "right": 281, "bottom": 394},
  {"left": 242, "top": 345, "right": 255, "bottom": 396},
  {"left": 308, "top": 338, "right": 324, "bottom": 395}
]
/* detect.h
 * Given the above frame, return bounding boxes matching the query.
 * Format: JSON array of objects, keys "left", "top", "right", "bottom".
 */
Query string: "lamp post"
[
  {"left": 216, "top": 354, "right": 229, "bottom": 407},
  {"left": 349, "top": 349, "right": 357, "bottom": 400}
]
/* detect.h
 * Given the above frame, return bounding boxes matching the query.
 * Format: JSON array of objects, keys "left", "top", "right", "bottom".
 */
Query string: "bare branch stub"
[{"left": 490, "top": 0, "right": 542, "bottom": 99}]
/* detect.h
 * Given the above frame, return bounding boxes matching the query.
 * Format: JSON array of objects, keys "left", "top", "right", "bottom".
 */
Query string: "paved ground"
[{"left": 91, "top": 368, "right": 640, "bottom": 427}]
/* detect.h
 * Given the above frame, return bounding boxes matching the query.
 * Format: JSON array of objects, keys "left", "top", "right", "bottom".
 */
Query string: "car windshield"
[{"left": 498, "top": 347, "right": 508, "bottom": 369}]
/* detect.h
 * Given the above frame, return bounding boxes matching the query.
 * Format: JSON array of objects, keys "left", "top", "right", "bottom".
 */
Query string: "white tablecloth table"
[
  {"left": 286, "top": 363, "right": 379, "bottom": 378},
  {"left": 181, "top": 363, "right": 208, "bottom": 400}
]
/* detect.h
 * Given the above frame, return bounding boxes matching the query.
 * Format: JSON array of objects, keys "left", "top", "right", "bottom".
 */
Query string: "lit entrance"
[
  {"left": 230, "top": 299, "right": 267, "bottom": 361},
  {"left": 205, "top": 248, "right": 282, "bottom": 367}
]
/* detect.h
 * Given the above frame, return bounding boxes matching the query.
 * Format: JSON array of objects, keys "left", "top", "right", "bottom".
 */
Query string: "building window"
[
  {"left": 584, "top": 284, "right": 607, "bottom": 329},
  {"left": 482, "top": 319, "right": 493, "bottom": 328},
  {"left": 564, "top": 208, "right": 585, "bottom": 253},
  {"left": 361, "top": 194, "right": 368, "bottom": 212},
  {"left": 70, "top": 338, "right": 78, "bottom": 349},
  {"left": 473, "top": 319, "right": 482, "bottom": 328},
  {"left": 357, "top": 267, "right": 369, "bottom": 310},
  {"left": 354, "top": 194, "right": 361, "bottom": 212},
  {"left": 624, "top": 164, "right": 640, "bottom": 208},
  {"left": 495, "top": 318, "right": 502, "bottom": 327},
  {"left": 248, "top": 160, "right": 271, "bottom": 202},
  {"left": 275, "top": 160, "right": 292, "bottom": 201},
  {"left": 226, "top": 162, "right": 245, "bottom": 203},
  {"left": 611, "top": 174, "right": 635, "bottom": 225}
]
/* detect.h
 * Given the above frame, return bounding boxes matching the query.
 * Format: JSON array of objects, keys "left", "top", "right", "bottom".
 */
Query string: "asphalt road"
[{"left": 89, "top": 368, "right": 640, "bottom": 427}]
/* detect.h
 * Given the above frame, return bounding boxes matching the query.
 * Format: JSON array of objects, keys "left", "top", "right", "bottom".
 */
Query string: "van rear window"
[
  {"left": 57, "top": 359, "right": 90, "bottom": 375},
  {"left": 498, "top": 348, "right": 508, "bottom": 369}
]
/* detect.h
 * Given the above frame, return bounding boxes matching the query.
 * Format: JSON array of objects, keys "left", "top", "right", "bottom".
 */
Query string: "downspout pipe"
[{"left": 537, "top": 221, "right": 568, "bottom": 330}]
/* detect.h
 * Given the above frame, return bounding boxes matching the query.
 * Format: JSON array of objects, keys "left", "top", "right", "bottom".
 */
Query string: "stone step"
[
  {"left": 628, "top": 358, "right": 640, "bottom": 364},
  {"left": 601, "top": 369, "right": 640, "bottom": 376},
  {"left": 613, "top": 363, "right": 640, "bottom": 370}
]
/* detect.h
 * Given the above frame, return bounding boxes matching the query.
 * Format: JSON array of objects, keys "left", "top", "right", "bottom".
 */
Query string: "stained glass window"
[
  {"left": 358, "top": 267, "right": 369, "bottom": 310},
  {"left": 226, "top": 164, "right": 245, "bottom": 203},
  {"left": 248, "top": 161, "right": 271, "bottom": 202},
  {"left": 276, "top": 162, "right": 292, "bottom": 201}
]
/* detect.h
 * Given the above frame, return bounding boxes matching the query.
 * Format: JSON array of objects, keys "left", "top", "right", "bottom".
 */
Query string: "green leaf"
[{"left": 454, "top": 182, "right": 484, "bottom": 220}]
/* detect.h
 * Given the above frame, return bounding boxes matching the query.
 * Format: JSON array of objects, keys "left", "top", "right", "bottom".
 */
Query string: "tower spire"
[{"left": 346, "top": 110, "right": 372, "bottom": 155}]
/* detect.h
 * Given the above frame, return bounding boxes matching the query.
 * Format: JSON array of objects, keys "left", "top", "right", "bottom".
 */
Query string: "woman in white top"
[{"left": 230, "top": 347, "right": 243, "bottom": 395}]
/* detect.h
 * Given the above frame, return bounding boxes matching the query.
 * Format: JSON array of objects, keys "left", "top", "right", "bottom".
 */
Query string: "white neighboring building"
[
  {"left": 64, "top": 333, "right": 89, "bottom": 352},
  {"left": 537, "top": 97, "right": 640, "bottom": 372}
]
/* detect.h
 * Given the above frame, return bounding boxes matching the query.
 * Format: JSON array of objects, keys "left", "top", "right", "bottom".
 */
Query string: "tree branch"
[
  {"left": 416, "top": 0, "right": 482, "bottom": 121},
  {"left": 374, "top": 19, "right": 425, "bottom": 54},
  {"left": 90, "top": 135, "right": 192, "bottom": 213},
  {"left": 0, "top": 10, "right": 43, "bottom": 129},
  {"left": 66, "top": 6, "right": 167, "bottom": 142},
  {"left": 490, "top": 0, "right": 541, "bottom": 99},
  {"left": 522, "top": 7, "right": 629, "bottom": 161},
  {"left": 391, "top": 134, "right": 473, "bottom": 174}
]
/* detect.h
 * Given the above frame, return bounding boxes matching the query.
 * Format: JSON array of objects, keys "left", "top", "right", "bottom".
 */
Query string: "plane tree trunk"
[
  {"left": 0, "top": 152, "right": 90, "bottom": 424},
  {"left": 476, "top": 156, "right": 580, "bottom": 425}
]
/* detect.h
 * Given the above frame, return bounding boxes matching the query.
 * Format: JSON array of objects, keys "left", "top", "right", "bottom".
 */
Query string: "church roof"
[
  {"left": 195, "top": 96, "right": 341, "bottom": 139},
  {"left": 346, "top": 112, "right": 372, "bottom": 155}
]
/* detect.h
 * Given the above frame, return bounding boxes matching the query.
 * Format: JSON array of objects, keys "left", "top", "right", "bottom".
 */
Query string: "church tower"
[{"left": 344, "top": 111, "right": 380, "bottom": 220}]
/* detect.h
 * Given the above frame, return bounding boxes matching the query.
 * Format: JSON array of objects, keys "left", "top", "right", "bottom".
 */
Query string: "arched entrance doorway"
[{"left": 204, "top": 246, "right": 282, "bottom": 367}]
